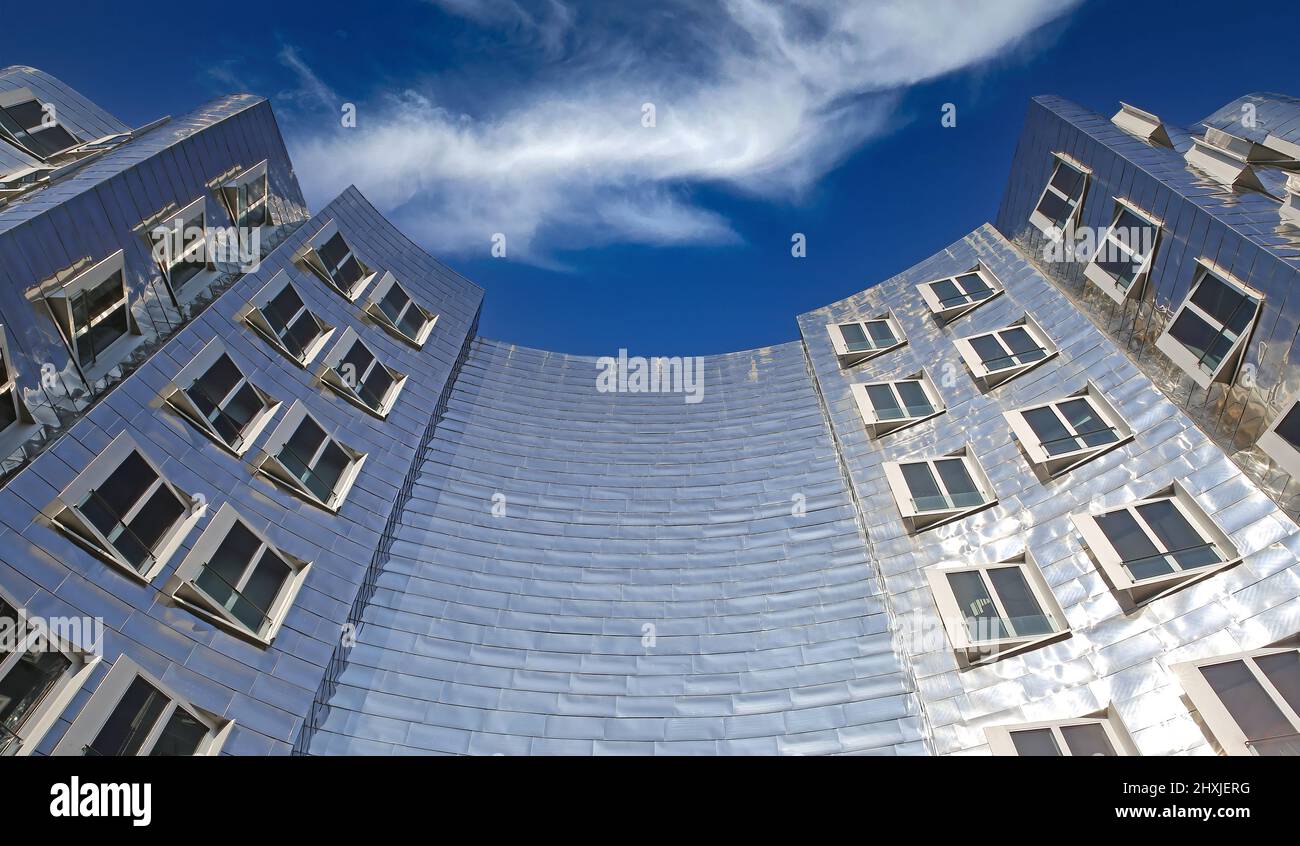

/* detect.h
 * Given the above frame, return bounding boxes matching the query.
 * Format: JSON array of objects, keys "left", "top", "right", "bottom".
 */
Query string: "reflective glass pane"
[
  {"left": 1061, "top": 723, "right": 1116, "bottom": 756},
  {"left": 987, "top": 566, "right": 1052, "bottom": 637},
  {"left": 1135, "top": 499, "right": 1219, "bottom": 572},
  {"left": 947, "top": 570, "right": 1005, "bottom": 641},
  {"left": 87, "top": 676, "right": 166, "bottom": 756},
  {"left": 1200, "top": 659, "right": 1295, "bottom": 743},
  {"left": 149, "top": 707, "right": 208, "bottom": 756},
  {"left": 1010, "top": 728, "right": 1061, "bottom": 756},
  {"left": 1274, "top": 404, "right": 1300, "bottom": 449}
]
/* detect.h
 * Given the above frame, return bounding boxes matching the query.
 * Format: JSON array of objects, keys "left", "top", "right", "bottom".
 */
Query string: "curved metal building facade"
[{"left": 1, "top": 68, "right": 1298, "bottom": 756}]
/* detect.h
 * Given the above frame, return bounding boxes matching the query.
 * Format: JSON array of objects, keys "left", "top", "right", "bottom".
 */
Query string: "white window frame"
[
  {"left": 1174, "top": 646, "right": 1300, "bottom": 756},
  {"left": 1071, "top": 482, "right": 1241, "bottom": 606},
  {"left": 165, "top": 502, "right": 311, "bottom": 645},
  {"left": 925, "top": 553, "right": 1069, "bottom": 667},
  {"left": 239, "top": 271, "right": 334, "bottom": 368},
  {"left": 39, "top": 432, "right": 205, "bottom": 583},
  {"left": 316, "top": 327, "right": 408, "bottom": 419},
  {"left": 364, "top": 271, "right": 437, "bottom": 348},
  {"left": 985, "top": 710, "right": 1138, "bottom": 756},
  {"left": 253, "top": 400, "right": 367, "bottom": 512},
  {"left": 52, "top": 655, "right": 232, "bottom": 756},
  {"left": 0, "top": 587, "right": 100, "bottom": 757},
  {"left": 217, "top": 159, "right": 269, "bottom": 231},
  {"left": 297, "top": 219, "right": 374, "bottom": 302},
  {"left": 1082, "top": 199, "right": 1162, "bottom": 305},
  {"left": 162, "top": 338, "right": 280, "bottom": 456},
  {"left": 1258, "top": 400, "right": 1300, "bottom": 479},
  {"left": 916, "top": 262, "right": 1004, "bottom": 324},
  {"left": 1029, "top": 152, "right": 1089, "bottom": 238},
  {"left": 0, "top": 324, "right": 34, "bottom": 443},
  {"left": 825, "top": 311, "right": 906, "bottom": 368},
  {"left": 883, "top": 447, "right": 997, "bottom": 533},
  {"left": 1154, "top": 260, "right": 1263, "bottom": 389},
  {"left": 150, "top": 196, "right": 213, "bottom": 303},
  {"left": 43, "top": 250, "right": 140, "bottom": 380},
  {"left": 953, "top": 313, "right": 1058, "bottom": 391},
  {"left": 1004, "top": 381, "right": 1133, "bottom": 479},
  {"left": 850, "top": 370, "right": 945, "bottom": 438}
]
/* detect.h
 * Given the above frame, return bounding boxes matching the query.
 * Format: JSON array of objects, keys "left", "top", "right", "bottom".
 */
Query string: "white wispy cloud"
[{"left": 282, "top": 0, "right": 1079, "bottom": 264}]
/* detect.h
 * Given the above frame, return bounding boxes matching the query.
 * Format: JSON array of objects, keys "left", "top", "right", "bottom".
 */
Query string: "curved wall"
[{"left": 304, "top": 340, "right": 926, "bottom": 755}]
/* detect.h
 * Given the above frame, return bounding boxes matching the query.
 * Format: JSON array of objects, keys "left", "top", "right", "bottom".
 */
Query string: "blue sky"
[{"left": 10, "top": 1, "right": 1293, "bottom": 356}]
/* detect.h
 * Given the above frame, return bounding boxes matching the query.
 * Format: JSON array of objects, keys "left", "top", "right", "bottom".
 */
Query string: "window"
[
  {"left": 825, "top": 312, "right": 905, "bottom": 367},
  {"left": 925, "top": 553, "right": 1068, "bottom": 666},
  {"left": 1155, "top": 261, "right": 1262, "bottom": 389},
  {"left": 1029, "top": 154, "right": 1088, "bottom": 236},
  {"left": 0, "top": 594, "right": 97, "bottom": 756},
  {"left": 53, "top": 656, "right": 231, "bottom": 756},
  {"left": 0, "top": 325, "right": 32, "bottom": 438},
  {"left": 1004, "top": 382, "right": 1132, "bottom": 479},
  {"left": 365, "top": 272, "right": 437, "bottom": 348},
  {"left": 218, "top": 160, "right": 269, "bottom": 230},
  {"left": 1174, "top": 646, "right": 1300, "bottom": 756},
  {"left": 1071, "top": 482, "right": 1241, "bottom": 605},
  {"left": 884, "top": 447, "right": 997, "bottom": 533},
  {"left": 163, "top": 339, "right": 279, "bottom": 456},
  {"left": 254, "top": 401, "right": 366, "bottom": 511},
  {"left": 953, "top": 314, "right": 1058, "bottom": 390},
  {"left": 43, "top": 251, "right": 138, "bottom": 377},
  {"left": 917, "top": 264, "right": 1003, "bottom": 323},
  {"left": 40, "top": 433, "right": 204, "bottom": 582},
  {"left": 317, "top": 328, "right": 407, "bottom": 418},
  {"left": 1259, "top": 401, "right": 1300, "bottom": 479},
  {"left": 297, "top": 220, "right": 373, "bottom": 301},
  {"left": 1083, "top": 201, "right": 1161, "bottom": 304},
  {"left": 151, "top": 197, "right": 212, "bottom": 300},
  {"left": 0, "top": 87, "right": 81, "bottom": 160},
  {"left": 240, "top": 272, "right": 334, "bottom": 367},
  {"left": 165, "top": 503, "right": 311, "bottom": 644},
  {"left": 851, "top": 370, "right": 945, "bottom": 438},
  {"left": 986, "top": 710, "right": 1137, "bottom": 756}
]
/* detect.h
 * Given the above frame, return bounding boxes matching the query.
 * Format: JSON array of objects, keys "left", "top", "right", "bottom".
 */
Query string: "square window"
[
  {"left": 1154, "top": 261, "right": 1262, "bottom": 389},
  {"left": 165, "top": 503, "right": 311, "bottom": 644},
  {"left": 240, "top": 271, "right": 334, "bottom": 367},
  {"left": 150, "top": 196, "right": 213, "bottom": 302},
  {"left": 925, "top": 553, "right": 1068, "bottom": 666},
  {"left": 1030, "top": 154, "right": 1089, "bottom": 236},
  {"left": 825, "top": 312, "right": 906, "bottom": 367},
  {"left": 163, "top": 339, "right": 280, "bottom": 456},
  {"left": 917, "top": 263, "right": 1003, "bottom": 323},
  {"left": 0, "top": 592, "right": 99, "bottom": 756},
  {"left": 53, "top": 655, "right": 232, "bottom": 756},
  {"left": 41, "top": 251, "right": 140, "bottom": 379},
  {"left": 953, "top": 314, "right": 1058, "bottom": 391},
  {"left": 218, "top": 160, "right": 269, "bottom": 231},
  {"left": 1004, "top": 382, "right": 1132, "bottom": 479},
  {"left": 1083, "top": 201, "right": 1161, "bottom": 304},
  {"left": 253, "top": 401, "right": 366, "bottom": 511},
  {"left": 40, "top": 432, "right": 205, "bottom": 582},
  {"left": 316, "top": 328, "right": 408, "bottom": 418},
  {"left": 365, "top": 271, "right": 437, "bottom": 348},
  {"left": 1072, "top": 482, "right": 1241, "bottom": 606},
  {"left": 1259, "top": 400, "right": 1300, "bottom": 479},
  {"left": 851, "top": 370, "right": 945, "bottom": 438},
  {"left": 986, "top": 710, "right": 1138, "bottom": 756},
  {"left": 884, "top": 447, "right": 997, "bottom": 533},
  {"left": 0, "top": 87, "right": 81, "bottom": 160},
  {"left": 1174, "top": 646, "right": 1300, "bottom": 756},
  {"left": 297, "top": 219, "right": 374, "bottom": 301}
]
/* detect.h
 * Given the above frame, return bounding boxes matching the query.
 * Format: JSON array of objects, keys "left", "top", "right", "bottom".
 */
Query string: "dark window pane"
[
  {"left": 0, "top": 647, "right": 70, "bottom": 738},
  {"left": 987, "top": 566, "right": 1051, "bottom": 637},
  {"left": 1254, "top": 652, "right": 1300, "bottom": 716},
  {"left": 359, "top": 364, "right": 395, "bottom": 411},
  {"left": 1095, "top": 509, "right": 1167, "bottom": 580},
  {"left": 1200, "top": 659, "right": 1295, "bottom": 743},
  {"left": 970, "top": 334, "right": 1009, "bottom": 368},
  {"left": 283, "top": 313, "right": 321, "bottom": 358},
  {"left": 1061, "top": 723, "right": 1116, "bottom": 756},
  {"left": 1001, "top": 327, "right": 1046, "bottom": 364},
  {"left": 1190, "top": 273, "right": 1255, "bottom": 332},
  {"left": 316, "top": 233, "right": 350, "bottom": 269},
  {"left": 934, "top": 458, "right": 980, "bottom": 507},
  {"left": 1010, "top": 728, "right": 1061, "bottom": 756},
  {"left": 900, "top": 462, "right": 942, "bottom": 510},
  {"left": 955, "top": 272, "right": 993, "bottom": 300},
  {"left": 149, "top": 708, "right": 208, "bottom": 756},
  {"left": 304, "top": 441, "right": 349, "bottom": 501},
  {"left": 894, "top": 381, "right": 932, "bottom": 417},
  {"left": 865, "top": 384, "right": 901, "bottom": 419},
  {"left": 239, "top": 550, "right": 291, "bottom": 625},
  {"left": 1274, "top": 404, "right": 1300, "bottom": 449},
  {"left": 1023, "top": 406, "right": 1074, "bottom": 457},
  {"left": 397, "top": 305, "right": 427, "bottom": 339},
  {"left": 0, "top": 392, "right": 16, "bottom": 431},
  {"left": 379, "top": 285, "right": 410, "bottom": 325},
  {"left": 865, "top": 320, "right": 896, "bottom": 347},
  {"left": 87, "top": 677, "right": 166, "bottom": 756},
  {"left": 947, "top": 570, "right": 1004, "bottom": 641},
  {"left": 1136, "top": 500, "right": 1219, "bottom": 571},
  {"left": 1049, "top": 163, "right": 1084, "bottom": 198},
  {"left": 931, "top": 278, "right": 961, "bottom": 308},
  {"left": 1036, "top": 189, "right": 1074, "bottom": 227},
  {"left": 1057, "top": 398, "right": 1117, "bottom": 450}
]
